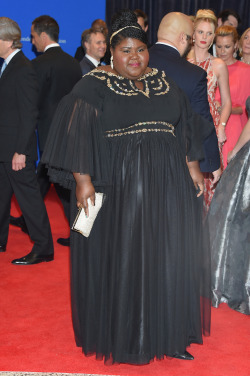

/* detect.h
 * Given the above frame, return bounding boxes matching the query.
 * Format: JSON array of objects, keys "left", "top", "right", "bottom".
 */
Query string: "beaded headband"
[{"left": 110, "top": 25, "right": 141, "bottom": 44}]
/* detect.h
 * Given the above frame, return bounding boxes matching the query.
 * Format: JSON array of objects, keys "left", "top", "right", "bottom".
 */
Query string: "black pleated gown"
[{"left": 42, "top": 68, "right": 212, "bottom": 364}]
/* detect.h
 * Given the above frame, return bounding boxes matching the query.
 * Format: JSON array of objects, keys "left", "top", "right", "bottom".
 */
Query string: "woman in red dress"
[{"left": 215, "top": 25, "right": 250, "bottom": 168}]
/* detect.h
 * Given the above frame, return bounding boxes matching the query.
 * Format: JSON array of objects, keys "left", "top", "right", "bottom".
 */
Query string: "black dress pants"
[
  {"left": 0, "top": 160, "right": 54, "bottom": 255},
  {"left": 36, "top": 161, "right": 70, "bottom": 223}
]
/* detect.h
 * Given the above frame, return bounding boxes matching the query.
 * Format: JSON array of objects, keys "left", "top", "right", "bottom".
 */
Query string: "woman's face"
[
  {"left": 242, "top": 30, "right": 250, "bottom": 55},
  {"left": 111, "top": 38, "right": 149, "bottom": 80},
  {"left": 216, "top": 35, "right": 236, "bottom": 64},
  {"left": 194, "top": 20, "right": 215, "bottom": 50}
]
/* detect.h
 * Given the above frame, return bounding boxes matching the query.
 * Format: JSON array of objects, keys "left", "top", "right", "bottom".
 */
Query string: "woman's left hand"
[
  {"left": 73, "top": 173, "right": 96, "bottom": 217},
  {"left": 217, "top": 125, "right": 227, "bottom": 144}
]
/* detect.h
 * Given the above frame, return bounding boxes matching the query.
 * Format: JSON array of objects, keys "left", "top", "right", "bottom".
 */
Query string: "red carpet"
[{"left": 0, "top": 186, "right": 249, "bottom": 376}]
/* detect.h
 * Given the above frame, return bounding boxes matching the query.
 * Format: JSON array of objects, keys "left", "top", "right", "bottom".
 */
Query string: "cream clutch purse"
[{"left": 71, "top": 192, "right": 104, "bottom": 237}]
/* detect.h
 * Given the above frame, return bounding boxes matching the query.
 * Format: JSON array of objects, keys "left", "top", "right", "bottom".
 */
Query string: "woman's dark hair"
[
  {"left": 217, "top": 9, "right": 241, "bottom": 28},
  {"left": 134, "top": 9, "right": 148, "bottom": 28},
  {"left": 110, "top": 9, "right": 147, "bottom": 49}
]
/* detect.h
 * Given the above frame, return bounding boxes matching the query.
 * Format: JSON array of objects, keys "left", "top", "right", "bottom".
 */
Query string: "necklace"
[
  {"left": 196, "top": 54, "right": 211, "bottom": 64},
  {"left": 241, "top": 57, "right": 250, "bottom": 65}
]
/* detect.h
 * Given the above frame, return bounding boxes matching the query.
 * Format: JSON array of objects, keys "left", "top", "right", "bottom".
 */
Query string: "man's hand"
[
  {"left": 211, "top": 167, "right": 222, "bottom": 185},
  {"left": 12, "top": 153, "right": 26, "bottom": 171}
]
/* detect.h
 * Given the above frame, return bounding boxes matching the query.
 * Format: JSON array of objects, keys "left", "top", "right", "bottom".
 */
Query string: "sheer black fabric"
[
  {"left": 42, "top": 94, "right": 110, "bottom": 189},
  {"left": 42, "top": 68, "right": 211, "bottom": 364}
]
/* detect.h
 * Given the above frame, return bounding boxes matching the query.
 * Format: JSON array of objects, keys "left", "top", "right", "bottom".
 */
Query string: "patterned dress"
[{"left": 189, "top": 55, "right": 222, "bottom": 212}]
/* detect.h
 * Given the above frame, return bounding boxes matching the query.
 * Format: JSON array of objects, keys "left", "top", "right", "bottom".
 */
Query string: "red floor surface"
[{"left": 0, "top": 186, "right": 249, "bottom": 376}]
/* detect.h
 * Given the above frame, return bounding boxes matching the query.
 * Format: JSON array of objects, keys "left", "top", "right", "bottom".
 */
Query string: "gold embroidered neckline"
[
  {"left": 89, "top": 68, "right": 170, "bottom": 98},
  {"left": 89, "top": 67, "right": 159, "bottom": 81}
]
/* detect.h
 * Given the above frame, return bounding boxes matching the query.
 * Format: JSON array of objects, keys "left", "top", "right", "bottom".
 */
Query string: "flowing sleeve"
[
  {"left": 42, "top": 77, "right": 110, "bottom": 189},
  {"left": 175, "top": 87, "right": 215, "bottom": 162}
]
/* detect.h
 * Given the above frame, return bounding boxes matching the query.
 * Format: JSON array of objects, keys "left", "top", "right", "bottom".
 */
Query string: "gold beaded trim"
[
  {"left": 154, "top": 77, "right": 170, "bottom": 96},
  {"left": 89, "top": 67, "right": 159, "bottom": 80},
  {"left": 105, "top": 121, "right": 175, "bottom": 137},
  {"left": 106, "top": 128, "right": 175, "bottom": 137},
  {"left": 106, "top": 121, "right": 174, "bottom": 133},
  {"left": 88, "top": 68, "right": 170, "bottom": 98},
  {"left": 107, "top": 78, "right": 138, "bottom": 96}
]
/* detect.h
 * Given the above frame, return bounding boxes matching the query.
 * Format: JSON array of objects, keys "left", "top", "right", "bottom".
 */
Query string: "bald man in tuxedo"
[{"left": 149, "top": 12, "right": 221, "bottom": 183}]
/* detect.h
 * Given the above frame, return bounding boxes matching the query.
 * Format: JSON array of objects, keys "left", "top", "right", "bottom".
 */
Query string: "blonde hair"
[
  {"left": 239, "top": 27, "right": 250, "bottom": 56},
  {"left": 215, "top": 25, "right": 239, "bottom": 43},
  {"left": 194, "top": 9, "right": 217, "bottom": 32}
]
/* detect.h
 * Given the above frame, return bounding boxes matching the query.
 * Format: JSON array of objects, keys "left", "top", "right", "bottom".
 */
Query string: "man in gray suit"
[{"left": 80, "top": 28, "right": 106, "bottom": 75}]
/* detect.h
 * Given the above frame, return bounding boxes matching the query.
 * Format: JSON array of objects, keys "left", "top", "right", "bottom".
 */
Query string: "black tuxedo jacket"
[
  {"left": 75, "top": 46, "right": 85, "bottom": 62},
  {"left": 149, "top": 43, "right": 220, "bottom": 172},
  {"left": 0, "top": 51, "right": 38, "bottom": 162},
  {"left": 80, "top": 56, "right": 96, "bottom": 75},
  {"left": 32, "top": 46, "right": 82, "bottom": 152}
]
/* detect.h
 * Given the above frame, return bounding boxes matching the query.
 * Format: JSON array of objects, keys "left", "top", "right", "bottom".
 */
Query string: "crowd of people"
[{"left": 0, "top": 5, "right": 249, "bottom": 365}]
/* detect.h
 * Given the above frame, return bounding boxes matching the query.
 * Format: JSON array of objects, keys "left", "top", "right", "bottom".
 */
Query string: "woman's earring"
[
  {"left": 233, "top": 50, "right": 237, "bottom": 58},
  {"left": 193, "top": 39, "right": 195, "bottom": 43},
  {"left": 110, "top": 56, "right": 114, "bottom": 69}
]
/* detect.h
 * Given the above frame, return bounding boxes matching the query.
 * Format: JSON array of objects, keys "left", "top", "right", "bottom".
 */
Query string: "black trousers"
[
  {"left": 36, "top": 162, "right": 70, "bottom": 223},
  {"left": 0, "top": 160, "right": 54, "bottom": 255}
]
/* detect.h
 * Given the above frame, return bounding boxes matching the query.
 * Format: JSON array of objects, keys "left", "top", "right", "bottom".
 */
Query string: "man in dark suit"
[
  {"left": 80, "top": 28, "right": 106, "bottom": 75},
  {"left": 149, "top": 12, "right": 221, "bottom": 183},
  {"left": 11, "top": 15, "right": 82, "bottom": 247},
  {"left": 0, "top": 17, "right": 54, "bottom": 264},
  {"left": 75, "top": 19, "right": 108, "bottom": 62},
  {"left": 32, "top": 15, "right": 83, "bottom": 246}
]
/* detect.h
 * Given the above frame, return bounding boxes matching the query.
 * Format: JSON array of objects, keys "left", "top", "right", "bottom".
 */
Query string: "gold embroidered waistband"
[
  {"left": 105, "top": 121, "right": 175, "bottom": 138},
  {"left": 106, "top": 128, "right": 175, "bottom": 137}
]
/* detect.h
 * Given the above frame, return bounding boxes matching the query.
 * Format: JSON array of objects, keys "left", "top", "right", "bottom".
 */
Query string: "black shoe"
[
  {"left": 11, "top": 251, "right": 54, "bottom": 265},
  {"left": 173, "top": 351, "right": 194, "bottom": 360},
  {"left": 57, "top": 237, "right": 70, "bottom": 246},
  {"left": 10, "top": 216, "right": 29, "bottom": 235},
  {"left": 0, "top": 244, "right": 6, "bottom": 252}
]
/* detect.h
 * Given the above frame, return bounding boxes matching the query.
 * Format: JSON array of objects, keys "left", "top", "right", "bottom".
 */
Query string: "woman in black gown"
[{"left": 43, "top": 10, "right": 212, "bottom": 364}]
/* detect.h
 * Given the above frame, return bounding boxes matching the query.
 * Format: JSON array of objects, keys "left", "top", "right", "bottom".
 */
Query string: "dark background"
[{"left": 106, "top": 0, "right": 250, "bottom": 44}]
